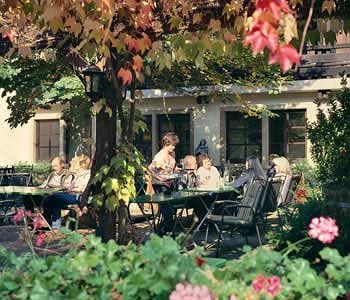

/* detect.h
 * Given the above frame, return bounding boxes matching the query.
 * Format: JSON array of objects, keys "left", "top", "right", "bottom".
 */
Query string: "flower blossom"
[
  {"left": 169, "top": 283, "right": 214, "bottom": 300},
  {"left": 13, "top": 209, "right": 24, "bottom": 223},
  {"left": 35, "top": 232, "right": 46, "bottom": 247},
  {"left": 252, "top": 274, "right": 281, "bottom": 298},
  {"left": 308, "top": 217, "right": 339, "bottom": 244}
]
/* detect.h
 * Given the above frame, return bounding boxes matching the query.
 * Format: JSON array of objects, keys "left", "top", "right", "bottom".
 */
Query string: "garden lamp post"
[{"left": 82, "top": 65, "right": 104, "bottom": 102}]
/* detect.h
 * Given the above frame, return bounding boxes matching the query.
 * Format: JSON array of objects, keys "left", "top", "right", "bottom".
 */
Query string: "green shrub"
[
  {"left": 1, "top": 233, "right": 350, "bottom": 300},
  {"left": 13, "top": 162, "right": 51, "bottom": 185},
  {"left": 308, "top": 78, "right": 350, "bottom": 187}
]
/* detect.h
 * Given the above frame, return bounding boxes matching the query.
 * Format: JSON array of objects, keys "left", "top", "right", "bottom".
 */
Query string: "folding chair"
[{"left": 205, "top": 178, "right": 272, "bottom": 257}]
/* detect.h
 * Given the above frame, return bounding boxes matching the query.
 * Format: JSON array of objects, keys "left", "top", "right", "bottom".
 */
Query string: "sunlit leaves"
[
  {"left": 117, "top": 68, "right": 132, "bottom": 86},
  {"left": 322, "top": 0, "right": 336, "bottom": 15},
  {"left": 268, "top": 44, "right": 300, "bottom": 73}
]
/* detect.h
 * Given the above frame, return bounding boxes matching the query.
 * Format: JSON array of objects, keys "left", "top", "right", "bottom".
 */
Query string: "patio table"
[
  {"left": 128, "top": 190, "right": 208, "bottom": 233},
  {"left": 0, "top": 186, "right": 61, "bottom": 196}
]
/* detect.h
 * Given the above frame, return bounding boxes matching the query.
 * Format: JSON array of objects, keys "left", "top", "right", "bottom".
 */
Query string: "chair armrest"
[
  {"left": 219, "top": 204, "right": 256, "bottom": 216},
  {"left": 209, "top": 200, "right": 240, "bottom": 210}
]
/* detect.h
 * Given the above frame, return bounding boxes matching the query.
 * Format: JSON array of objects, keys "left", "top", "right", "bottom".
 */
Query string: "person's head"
[
  {"left": 272, "top": 157, "right": 292, "bottom": 175},
  {"left": 269, "top": 153, "right": 280, "bottom": 165},
  {"left": 197, "top": 153, "right": 212, "bottom": 170},
  {"left": 183, "top": 155, "right": 197, "bottom": 170},
  {"left": 79, "top": 155, "right": 91, "bottom": 170},
  {"left": 246, "top": 155, "right": 266, "bottom": 180},
  {"left": 199, "top": 139, "right": 207, "bottom": 146},
  {"left": 51, "top": 157, "right": 65, "bottom": 173},
  {"left": 161, "top": 132, "right": 179, "bottom": 154}
]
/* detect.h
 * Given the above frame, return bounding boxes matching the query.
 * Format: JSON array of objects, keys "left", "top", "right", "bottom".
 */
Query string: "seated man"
[
  {"left": 43, "top": 155, "right": 91, "bottom": 229},
  {"left": 24, "top": 157, "right": 69, "bottom": 213}
]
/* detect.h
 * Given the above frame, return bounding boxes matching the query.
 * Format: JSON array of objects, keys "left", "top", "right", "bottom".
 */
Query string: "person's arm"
[
  {"left": 38, "top": 172, "right": 51, "bottom": 188},
  {"left": 70, "top": 172, "right": 90, "bottom": 193},
  {"left": 232, "top": 171, "right": 250, "bottom": 189}
]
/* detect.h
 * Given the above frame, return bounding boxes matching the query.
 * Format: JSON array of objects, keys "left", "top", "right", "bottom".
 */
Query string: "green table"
[
  {"left": 129, "top": 190, "right": 209, "bottom": 233},
  {"left": 186, "top": 185, "right": 239, "bottom": 194},
  {"left": 0, "top": 186, "right": 61, "bottom": 196}
]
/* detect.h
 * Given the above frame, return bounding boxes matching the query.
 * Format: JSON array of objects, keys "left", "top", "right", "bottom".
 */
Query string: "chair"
[
  {"left": 0, "top": 173, "right": 32, "bottom": 224},
  {"left": 205, "top": 178, "right": 271, "bottom": 257},
  {"left": 9, "top": 173, "right": 32, "bottom": 186}
]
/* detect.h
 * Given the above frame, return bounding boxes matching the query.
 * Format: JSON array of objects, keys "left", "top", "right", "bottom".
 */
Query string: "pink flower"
[
  {"left": 252, "top": 274, "right": 265, "bottom": 293},
  {"left": 33, "top": 215, "right": 45, "bottom": 229},
  {"left": 13, "top": 210, "right": 24, "bottom": 223},
  {"left": 266, "top": 276, "right": 281, "bottom": 297},
  {"left": 169, "top": 283, "right": 214, "bottom": 300},
  {"left": 308, "top": 217, "right": 339, "bottom": 244},
  {"left": 35, "top": 232, "right": 46, "bottom": 247},
  {"left": 252, "top": 274, "right": 282, "bottom": 298}
]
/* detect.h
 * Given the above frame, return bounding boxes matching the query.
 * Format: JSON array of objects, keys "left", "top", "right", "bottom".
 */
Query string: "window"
[
  {"left": 226, "top": 112, "right": 262, "bottom": 163},
  {"left": 36, "top": 120, "right": 60, "bottom": 161},
  {"left": 134, "top": 115, "right": 152, "bottom": 163},
  {"left": 158, "top": 113, "right": 191, "bottom": 161},
  {"left": 269, "top": 110, "right": 306, "bottom": 161}
]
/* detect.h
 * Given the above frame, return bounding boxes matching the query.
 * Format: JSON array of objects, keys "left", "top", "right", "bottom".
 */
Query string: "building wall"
[
  {"left": 138, "top": 91, "right": 319, "bottom": 166},
  {"left": 0, "top": 103, "right": 65, "bottom": 165}
]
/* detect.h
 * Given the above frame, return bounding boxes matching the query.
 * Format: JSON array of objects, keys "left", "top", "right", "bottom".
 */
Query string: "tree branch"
[{"left": 294, "top": 0, "right": 315, "bottom": 71}]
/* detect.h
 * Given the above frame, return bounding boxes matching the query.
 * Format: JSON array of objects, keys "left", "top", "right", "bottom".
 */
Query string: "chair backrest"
[
  {"left": 236, "top": 180, "right": 265, "bottom": 222},
  {"left": 286, "top": 174, "right": 302, "bottom": 204},
  {"left": 9, "top": 174, "right": 32, "bottom": 186}
]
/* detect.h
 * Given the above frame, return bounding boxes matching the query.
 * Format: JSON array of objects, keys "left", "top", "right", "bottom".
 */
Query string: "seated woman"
[
  {"left": 271, "top": 155, "right": 292, "bottom": 206},
  {"left": 148, "top": 132, "right": 179, "bottom": 234},
  {"left": 233, "top": 155, "right": 266, "bottom": 190},
  {"left": 196, "top": 154, "right": 221, "bottom": 188},
  {"left": 43, "top": 155, "right": 91, "bottom": 229}
]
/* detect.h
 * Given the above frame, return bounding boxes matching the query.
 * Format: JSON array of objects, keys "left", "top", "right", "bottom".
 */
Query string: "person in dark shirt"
[{"left": 233, "top": 156, "right": 266, "bottom": 190}]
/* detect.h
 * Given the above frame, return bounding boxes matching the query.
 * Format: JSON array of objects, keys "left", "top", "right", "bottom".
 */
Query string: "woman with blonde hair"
[{"left": 43, "top": 155, "right": 91, "bottom": 229}]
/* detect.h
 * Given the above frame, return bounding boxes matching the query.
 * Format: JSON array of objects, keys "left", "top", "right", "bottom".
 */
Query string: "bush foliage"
[
  {"left": 308, "top": 78, "right": 350, "bottom": 187},
  {"left": 0, "top": 233, "right": 350, "bottom": 300}
]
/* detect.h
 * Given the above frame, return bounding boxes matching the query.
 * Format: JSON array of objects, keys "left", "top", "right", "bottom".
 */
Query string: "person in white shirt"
[
  {"left": 271, "top": 156, "right": 292, "bottom": 206},
  {"left": 43, "top": 155, "right": 91, "bottom": 229},
  {"left": 39, "top": 157, "right": 69, "bottom": 188},
  {"left": 196, "top": 154, "right": 221, "bottom": 188}
]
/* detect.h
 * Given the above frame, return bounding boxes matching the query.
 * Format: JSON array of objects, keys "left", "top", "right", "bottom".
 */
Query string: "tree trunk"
[{"left": 92, "top": 106, "right": 117, "bottom": 242}]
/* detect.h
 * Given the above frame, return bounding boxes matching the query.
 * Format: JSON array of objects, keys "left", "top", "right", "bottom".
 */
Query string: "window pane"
[
  {"left": 39, "top": 148, "right": 50, "bottom": 161},
  {"left": 288, "top": 144, "right": 306, "bottom": 160},
  {"left": 36, "top": 120, "right": 60, "bottom": 162},
  {"left": 227, "top": 130, "right": 245, "bottom": 144},
  {"left": 227, "top": 145, "right": 245, "bottom": 163},
  {"left": 289, "top": 111, "right": 306, "bottom": 126},
  {"left": 226, "top": 112, "right": 262, "bottom": 163},
  {"left": 269, "top": 110, "right": 306, "bottom": 160},
  {"left": 289, "top": 128, "right": 306, "bottom": 143}
]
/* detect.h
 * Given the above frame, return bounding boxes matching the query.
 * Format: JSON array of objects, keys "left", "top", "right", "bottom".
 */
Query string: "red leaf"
[
  {"left": 196, "top": 256, "right": 205, "bottom": 267},
  {"left": 124, "top": 36, "right": 140, "bottom": 52},
  {"left": 268, "top": 44, "right": 300, "bottom": 73},
  {"left": 117, "top": 67, "right": 132, "bottom": 86},
  {"left": 256, "top": 0, "right": 290, "bottom": 19},
  {"left": 244, "top": 20, "right": 278, "bottom": 54},
  {"left": 142, "top": 32, "right": 152, "bottom": 48},
  {"left": 132, "top": 55, "right": 143, "bottom": 72}
]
